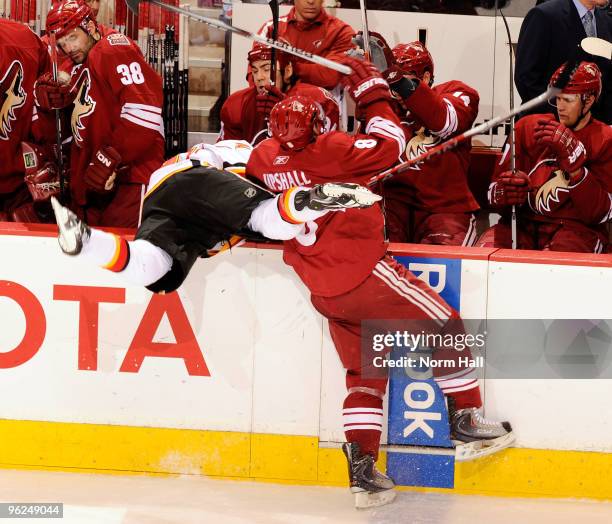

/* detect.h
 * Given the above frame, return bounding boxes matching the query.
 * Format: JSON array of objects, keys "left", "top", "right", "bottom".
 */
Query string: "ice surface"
[{"left": 0, "top": 469, "right": 611, "bottom": 524}]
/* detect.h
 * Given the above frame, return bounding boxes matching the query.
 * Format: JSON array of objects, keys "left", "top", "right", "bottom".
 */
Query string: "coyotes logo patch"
[
  {"left": 71, "top": 68, "right": 96, "bottom": 147},
  {"left": 0, "top": 60, "right": 26, "bottom": 141},
  {"left": 405, "top": 127, "right": 440, "bottom": 170},
  {"left": 531, "top": 168, "right": 571, "bottom": 214}
]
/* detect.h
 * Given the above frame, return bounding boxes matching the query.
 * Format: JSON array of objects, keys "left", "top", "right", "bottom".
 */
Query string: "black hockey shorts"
[{"left": 136, "top": 163, "right": 271, "bottom": 293}]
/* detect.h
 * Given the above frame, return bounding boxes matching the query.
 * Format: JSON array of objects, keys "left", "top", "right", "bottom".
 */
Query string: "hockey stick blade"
[
  {"left": 581, "top": 37, "right": 612, "bottom": 60},
  {"left": 123, "top": 0, "right": 351, "bottom": 74}
]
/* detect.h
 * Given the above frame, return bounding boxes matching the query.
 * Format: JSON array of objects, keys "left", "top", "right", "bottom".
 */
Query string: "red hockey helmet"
[
  {"left": 248, "top": 41, "right": 291, "bottom": 70},
  {"left": 549, "top": 61, "right": 602, "bottom": 101},
  {"left": 391, "top": 41, "right": 434, "bottom": 80},
  {"left": 46, "top": 0, "right": 96, "bottom": 40},
  {"left": 269, "top": 95, "right": 325, "bottom": 150}
]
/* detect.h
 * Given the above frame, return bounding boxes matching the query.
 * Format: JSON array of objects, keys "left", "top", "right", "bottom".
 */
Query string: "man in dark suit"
[{"left": 515, "top": 0, "right": 612, "bottom": 123}]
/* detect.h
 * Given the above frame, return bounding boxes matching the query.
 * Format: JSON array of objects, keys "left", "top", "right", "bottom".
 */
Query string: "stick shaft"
[
  {"left": 136, "top": 0, "right": 351, "bottom": 74},
  {"left": 49, "top": 33, "right": 66, "bottom": 200}
]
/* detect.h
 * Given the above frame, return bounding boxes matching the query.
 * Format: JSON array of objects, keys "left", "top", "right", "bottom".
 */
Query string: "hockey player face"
[
  {"left": 555, "top": 94, "right": 594, "bottom": 128},
  {"left": 294, "top": 0, "right": 324, "bottom": 21},
  {"left": 251, "top": 59, "right": 287, "bottom": 93},
  {"left": 252, "top": 60, "right": 273, "bottom": 92},
  {"left": 58, "top": 24, "right": 97, "bottom": 64}
]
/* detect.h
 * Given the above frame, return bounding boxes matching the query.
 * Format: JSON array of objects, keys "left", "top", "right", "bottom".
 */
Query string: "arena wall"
[{"left": 1, "top": 224, "right": 611, "bottom": 500}]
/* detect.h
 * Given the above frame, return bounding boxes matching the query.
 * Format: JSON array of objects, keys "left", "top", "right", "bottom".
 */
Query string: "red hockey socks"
[{"left": 343, "top": 390, "right": 384, "bottom": 460}]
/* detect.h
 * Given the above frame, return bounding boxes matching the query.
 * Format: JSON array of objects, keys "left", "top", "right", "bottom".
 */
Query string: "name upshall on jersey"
[
  {"left": 71, "top": 68, "right": 96, "bottom": 147},
  {"left": 263, "top": 170, "right": 312, "bottom": 191},
  {"left": 0, "top": 60, "right": 26, "bottom": 141}
]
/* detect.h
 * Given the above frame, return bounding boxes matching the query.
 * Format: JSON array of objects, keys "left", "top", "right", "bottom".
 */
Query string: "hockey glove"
[
  {"left": 34, "top": 72, "right": 75, "bottom": 110},
  {"left": 533, "top": 118, "right": 586, "bottom": 176},
  {"left": 339, "top": 56, "right": 391, "bottom": 107},
  {"left": 256, "top": 85, "right": 286, "bottom": 118},
  {"left": 352, "top": 30, "right": 395, "bottom": 72},
  {"left": 489, "top": 170, "right": 531, "bottom": 206},
  {"left": 383, "top": 64, "right": 419, "bottom": 100},
  {"left": 84, "top": 146, "right": 121, "bottom": 193}
]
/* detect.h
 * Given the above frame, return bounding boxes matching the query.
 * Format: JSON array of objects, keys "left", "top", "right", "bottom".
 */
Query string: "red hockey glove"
[
  {"left": 84, "top": 146, "right": 122, "bottom": 193},
  {"left": 256, "top": 85, "right": 286, "bottom": 118},
  {"left": 533, "top": 118, "right": 587, "bottom": 175},
  {"left": 489, "top": 170, "right": 531, "bottom": 206},
  {"left": 339, "top": 56, "right": 391, "bottom": 107},
  {"left": 34, "top": 73, "right": 75, "bottom": 110}
]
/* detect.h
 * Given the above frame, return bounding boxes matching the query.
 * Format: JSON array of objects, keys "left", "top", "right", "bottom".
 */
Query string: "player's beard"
[{"left": 71, "top": 35, "right": 98, "bottom": 64}]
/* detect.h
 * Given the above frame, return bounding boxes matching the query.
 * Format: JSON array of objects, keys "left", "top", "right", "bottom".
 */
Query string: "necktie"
[{"left": 582, "top": 10, "right": 596, "bottom": 38}]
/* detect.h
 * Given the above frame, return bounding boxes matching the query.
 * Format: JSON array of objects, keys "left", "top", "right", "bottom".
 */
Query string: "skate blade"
[
  {"left": 353, "top": 489, "right": 396, "bottom": 509},
  {"left": 454, "top": 431, "right": 516, "bottom": 462},
  {"left": 322, "top": 183, "right": 382, "bottom": 207}
]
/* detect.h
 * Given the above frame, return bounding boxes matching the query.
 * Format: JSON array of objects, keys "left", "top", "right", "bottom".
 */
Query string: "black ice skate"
[
  {"left": 51, "top": 196, "right": 91, "bottom": 256},
  {"left": 449, "top": 399, "right": 515, "bottom": 461},
  {"left": 295, "top": 183, "right": 382, "bottom": 211},
  {"left": 342, "top": 442, "right": 396, "bottom": 509}
]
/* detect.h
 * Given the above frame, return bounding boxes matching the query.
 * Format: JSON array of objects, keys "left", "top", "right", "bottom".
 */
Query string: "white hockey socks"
[{"left": 80, "top": 229, "right": 172, "bottom": 287}]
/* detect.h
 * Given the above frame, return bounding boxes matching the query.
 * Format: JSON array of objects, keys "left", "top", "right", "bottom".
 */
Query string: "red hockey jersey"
[
  {"left": 247, "top": 101, "right": 405, "bottom": 297},
  {"left": 493, "top": 114, "right": 612, "bottom": 229},
  {"left": 0, "top": 19, "right": 50, "bottom": 194},
  {"left": 257, "top": 8, "right": 355, "bottom": 90},
  {"left": 67, "top": 32, "right": 164, "bottom": 206},
  {"left": 219, "top": 81, "right": 340, "bottom": 145},
  {"left": 385, "top": 80, "right": 480, "bottom": 213}
]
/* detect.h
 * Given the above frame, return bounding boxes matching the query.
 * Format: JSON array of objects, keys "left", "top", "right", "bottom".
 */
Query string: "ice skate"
[
  {"left": 50, "top": 196, "right": 91, "bottom": 256},
  {"left": 295, "top": 183, "right": 382, "bottom": 211},
  {"left": 342, "top": 442, "right": 396, "bottom": 509},
  {"left": 449, "top": 402, "right": 515, "bottom": 461}
]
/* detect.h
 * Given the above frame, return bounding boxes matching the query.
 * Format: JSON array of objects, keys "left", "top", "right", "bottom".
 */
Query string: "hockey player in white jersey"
[{"left": 50, "top": 140, "right": 382, "bottom": 292}]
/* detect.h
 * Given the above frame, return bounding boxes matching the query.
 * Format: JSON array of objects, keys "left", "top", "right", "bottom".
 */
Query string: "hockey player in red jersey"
[
  {"left": 477, "top": 62, "right": 612, "bottom": 252},
  {"left": 34, "top": 0, "right": 164, "bottom": 228},
  {"left": 219, "top": 42, "right": 339, "bottom": 145},
  {"left": 0, "top": 18, "right": 53, "bottom": 222},
  {"left": 247, "top": 56, "right": 514, "bottom": 508},
  {"left": 382, "top": 41, "right": 480, "bottom": 245},
  {"left": 257, "top": 0, "right": 355, "bottom": 90}
]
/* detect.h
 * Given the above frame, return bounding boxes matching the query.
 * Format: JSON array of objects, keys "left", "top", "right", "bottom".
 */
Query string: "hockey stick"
[
  {"left": 268, "top": 0, "right": 279, "bottom": 86},
  {"left": 123, "top": 0, "right": 351, "bottom": 74},
  {"left": 359, "top": 0, "right": 371, "bottom": 60},
  {"left": 367, "top": 56, "right": 580, "bottom": 187},
  {"left": 49, "top": 33, "right": 66, "bottom": 202},
  {"left": 581, "top": 36, "right": 612, "bottom": 60},
  {"left": 500, "top": 8, "right": 518, "bottom": 249}
]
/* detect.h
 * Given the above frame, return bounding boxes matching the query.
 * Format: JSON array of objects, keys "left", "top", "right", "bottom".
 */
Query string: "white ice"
[{"left": 1, "top": 468, "right": 611, "bottom": 524}]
